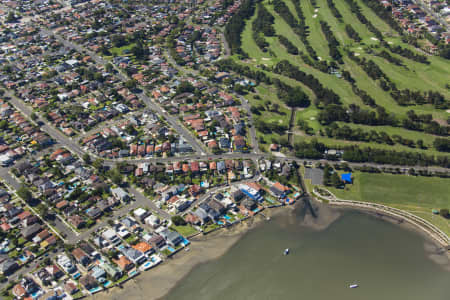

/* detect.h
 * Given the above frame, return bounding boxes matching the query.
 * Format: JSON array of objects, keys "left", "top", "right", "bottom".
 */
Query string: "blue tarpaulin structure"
[{"left": 341, "top": 173, "right": 352, "bottom": 183}]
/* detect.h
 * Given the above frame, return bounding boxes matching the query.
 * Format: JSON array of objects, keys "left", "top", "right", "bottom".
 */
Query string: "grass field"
[
  {"left": 327, "top": 172, "right": 450, "bottom": 236},
  {"left": 235, "top": 0, "right": 450, "bottom": 156}
]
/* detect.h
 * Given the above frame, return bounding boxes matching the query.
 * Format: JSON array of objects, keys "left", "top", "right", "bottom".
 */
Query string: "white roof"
[{"left": 134, "top": 208, "right": 147, "bottom": 217}]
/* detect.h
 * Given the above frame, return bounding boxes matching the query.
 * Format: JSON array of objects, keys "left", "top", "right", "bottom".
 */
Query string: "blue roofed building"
[{"left": 341, "top": 173, "right": 352, "bottom": 184}]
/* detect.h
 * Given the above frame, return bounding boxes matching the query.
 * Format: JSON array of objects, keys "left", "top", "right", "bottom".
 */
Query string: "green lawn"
[
  {"left": 328, "top": 172, "right": 450, "bottom": 236},
  {"left": 334, "top": 122, "right": 439, "bottom": 151},
  {"left": 297, "top": 0, "right": 330, "bottom": 60},
  {"left": 171, "top": 225, "right": 198, "bottom": 237},
  {"left": 109, "top": 43, "right": 137, "bottom": 56}
]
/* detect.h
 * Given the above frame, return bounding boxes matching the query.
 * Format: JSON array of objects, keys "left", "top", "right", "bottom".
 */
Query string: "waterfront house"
[
  {"left": 121, "top": 246, "right": 146, "bottom": 265},
  {"left": 270, "top": 182, "right": 290, "bottom": 198},
  {"left": 132, "top": 242, "right": 154, "bottom": 256},
  {"left": 149, "top": 234, "right": 166, "bottom": 249},
  {"left": 113, "top": 255, "right": 134, "bottom": 271},
  {"left": 79, "top": 274, "right": 98, "bottom": 290},
  {"left": 160, "top": 229, "right": 183, "bottom": 247}
]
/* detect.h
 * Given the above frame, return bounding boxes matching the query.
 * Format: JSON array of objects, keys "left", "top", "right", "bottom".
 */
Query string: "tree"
[
  {"left": 92, "top": 159, "right": 104, "bottom": 171},
  {"left": 108, "top": 167, "right": 123, "bottom": 185},
  {"left": 0, "top": 120, "right": 7, "bottom": 130},
  {"left": 171, "top": 215, "right": 187, "bottom": 226},
  {"left": 82, "top": 153, "right": 91, "bottom": 164},
  {"left": 17, "top": 185, "right": 32, "bottom": 202},
  {"left": 6, "top": 12, "right": 17, "bottom": 23},
  {"left": 125, "top": 79, "right": 137, "bottom": 90},
  {"left": 439, "top": 209, "right": 449, "bottom": 219},
  {"left": 105, "top": 63, "right": 114, "bottom": 73},
  {"left": 330, "top": 172, "right": 342, "bottom": 188},
  {"left": 30, "top": 112, "right": 38, "bottom": 121}
]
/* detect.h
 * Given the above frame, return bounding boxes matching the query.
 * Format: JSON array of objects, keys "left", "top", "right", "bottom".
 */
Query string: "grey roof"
[
  {"left": 21, "top": 223, "right": 41, "bottom": 238},
  {"left": 121, "top": 247, "right": 144, "bottom": 262},
  {"left": 193, "top": 208, "right": 209, "bottom": 221}
]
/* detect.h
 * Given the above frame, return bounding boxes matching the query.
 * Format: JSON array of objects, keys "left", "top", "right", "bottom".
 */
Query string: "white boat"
[
  {"left": 349, "top": 284, "right": 359, "bottom": 289},
  {"left": 283, "top": 248, "right": 289, "bottom": 255}
]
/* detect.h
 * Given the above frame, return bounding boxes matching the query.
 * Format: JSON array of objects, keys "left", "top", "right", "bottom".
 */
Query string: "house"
[
  {"left": 101, "top": 263, "right": 122, "bottom": 280},
  {"left": 21, "top": 223, "right": 41, "bottom": 240},
  {"left": 64, "top": 281, "right": 79, "bottom": 295},
  {"left": 160, "top": 229, "right": 183, "bottom": 247},
  {"left": 102, "top": 229, "right": 120, "bottom": 245},
  {"left": 72, "top": 248, "right": 91, "bottom": 267},
  {"left": 241, "top": 198, "right": 257, "bottom": 210},
  {"left": 0, "top": 258, "right": 19, "bottom": 275},
  {"left": 185, "top": 213, "right": 201, "bottom": 225},
  {"left": 113, "top": 255, "right": 134, "bottom": 271},
  {"left": 217, "top": 161, "right": 226, "bottom": 173},
  {"left": 208, "top": 199, "right": 226, "bottom": 215},
  {"left": 270, "top": 182, "right": 290, "bottom": 198},
  {"left": 35, "top": 268, "right": 52, "bottom": 286},
  {"left": 12, "top": 283, "right": 27, "bottom": 299},
  {"left": 79, "top": 274, "right": 98, "bottom": 290},
  {"left": 149, "top": 234, "right": 166, "bottom": 249},
  {"left": 45, "top": 265, "right": 64, "bottom": 280},
  {"left": 111, "top": 187, "right": 130, "bottom": 202},
  {"left": 189, "top": 184, "right": 201, "bottom": 196},
  {"left": 57, "top": 255, "right": 76, "bottom": 274},
  {"left": 193, "top": 207, "right": 209, "bottom": 224},
  {"left": 90, "top": 266, "right": 106, "bottom": 283},
  {"left": 144, "top": 215, "right": 160, "bottom": 228},
  {"left": 86, "top": 207, "right": 102, "bottom": 219},
  {"left": 133, "top": 208, "right": 149, "bottom": 222},
  {"left": 121, "top": 246, "right": 146, "bottom": 265},
  {"left": 68, "top": 215, "right": 85, "bottom": 229},
  {"left": 132, "top": 242, "right": 154, "bottom": 256}
]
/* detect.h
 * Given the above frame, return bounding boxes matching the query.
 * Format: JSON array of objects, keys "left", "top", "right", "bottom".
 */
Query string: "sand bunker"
[{"left": 312, "top": 14, "right": 317, "bottom": 18}]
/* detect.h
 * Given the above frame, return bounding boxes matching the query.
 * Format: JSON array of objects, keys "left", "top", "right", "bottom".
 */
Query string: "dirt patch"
[{"left": 433, "top": 118, "right": 448, "bottom": 126}]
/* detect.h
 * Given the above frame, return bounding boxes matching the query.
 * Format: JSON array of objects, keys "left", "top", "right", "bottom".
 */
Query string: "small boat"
[
  {"left": 349, "top": 284, "right": 359, "bottom": 289},
  {"left": 283, "top": 248, "right": 289, "bottom": 255}
]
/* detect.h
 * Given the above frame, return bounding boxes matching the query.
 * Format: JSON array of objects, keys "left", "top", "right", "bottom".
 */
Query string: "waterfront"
[{"left": 164, "top": 209, "right": 449, "bottom": 300}]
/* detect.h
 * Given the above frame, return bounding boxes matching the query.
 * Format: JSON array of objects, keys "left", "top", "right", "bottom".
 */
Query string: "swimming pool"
[
  {"left": 103, "top": 281, "right": 112, "bottom": 288},
  {"left": 72, "top": 272, "right": 81, "bottom": 279},
  {"left": 167, "top": 246, "right": 175, "bottom": 252},
  {"left": 223, "top": 215, "right": 231, "bottom": 220},
  {"left": 128, "top": 269, "right": 139, "bottom": 277},
  {"left": 18, "top": 255, "right": 28, "bottom": 263},
  {"left": 89, "top": 286, "right": 102, "bottom": 294}
]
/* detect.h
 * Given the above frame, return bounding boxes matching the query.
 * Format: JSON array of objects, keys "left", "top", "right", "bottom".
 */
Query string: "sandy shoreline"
[{"left": 93, "top": 207, "right": 287, "bottom": 300}]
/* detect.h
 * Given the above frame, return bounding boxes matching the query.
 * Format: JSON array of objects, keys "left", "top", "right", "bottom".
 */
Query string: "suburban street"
[
  {"left": 40, "top": 29, "right": 208, "bottom": 155},
  {"left": 4, "top": 90, "right": 87, "bottom": 158},
  {"left": 413, "top": 0, "right": 449, "bottom": 31}
]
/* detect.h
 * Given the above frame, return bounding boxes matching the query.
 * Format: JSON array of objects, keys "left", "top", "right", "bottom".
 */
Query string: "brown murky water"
[{"left": 165, "top": 210, "right": 450, "bottom": 300}]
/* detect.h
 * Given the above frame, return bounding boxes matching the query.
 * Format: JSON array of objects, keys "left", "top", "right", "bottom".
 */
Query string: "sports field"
[{"left": 327, "top": 172, "right": 450, "bottom": 236}]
